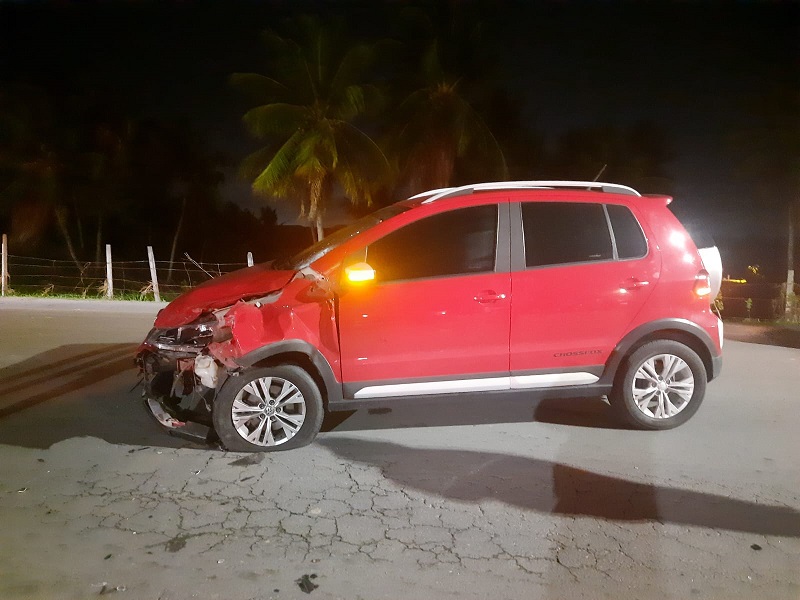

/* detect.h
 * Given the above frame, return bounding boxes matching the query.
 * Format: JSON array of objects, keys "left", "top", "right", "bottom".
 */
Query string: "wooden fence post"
[
  {"left": 247, "top": 251, "right": 254, "bottom": 267},
  {"left": 1, "top": 233, "right": 7, "bottom": 297},
  {"left": 105, "top": 244, "right": 114, "bottom": 299},
  {"left": 147, "top": 246, "right": 161, "bottom": 302}
]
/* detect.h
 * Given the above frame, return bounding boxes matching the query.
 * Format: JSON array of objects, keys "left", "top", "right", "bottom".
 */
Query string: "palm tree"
[
  {"left": 232, "top": 17, "right": 391, "bottom": 241},
  {"left": 390, "top": 41, "right": 508, "bottom": 195},
  {"left": 0, "top": 86, "right": 89, "bottom": 269}
]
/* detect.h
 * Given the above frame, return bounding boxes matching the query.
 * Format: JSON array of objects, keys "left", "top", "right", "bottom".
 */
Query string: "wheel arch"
[
  {"left": 235, "top": 340, "right": 342, "bottom": 406},
  {"left": 604, "top": 319, "right": 718, "bottom": 385}
]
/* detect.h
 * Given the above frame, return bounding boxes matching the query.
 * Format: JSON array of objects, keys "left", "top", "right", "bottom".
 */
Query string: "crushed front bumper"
[
  {"left": 136, "top": 348, "right": 223, "bottom": 444},
  {"left": 144, "top": 397, "right": 213, "bottom": 443}
]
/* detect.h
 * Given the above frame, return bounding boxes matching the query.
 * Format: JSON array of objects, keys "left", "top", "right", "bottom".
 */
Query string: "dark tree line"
[
  {"left": 1, "top": 6, "right": 678, "bottom": 264},
  {"left": 0, "top": 85, "right": 289, "bottom": 265}
]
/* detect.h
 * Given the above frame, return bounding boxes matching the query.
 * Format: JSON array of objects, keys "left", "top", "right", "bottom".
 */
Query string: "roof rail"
[{"left": 409, "top": 180, "right": 641, "bottom": 204}]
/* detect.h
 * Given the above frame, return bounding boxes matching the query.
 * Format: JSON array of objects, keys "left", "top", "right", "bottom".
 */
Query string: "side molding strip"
[
  {"left": 353, "top": 372, "right": 599, "bottom": 399},
  {"left": 510, "top": 372, "right": 600, "bottom": 389}
]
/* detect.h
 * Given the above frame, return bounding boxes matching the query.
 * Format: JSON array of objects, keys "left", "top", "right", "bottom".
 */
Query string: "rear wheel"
[
  {"left": 610, "top": 340, "right": 707, "bottom": 430},
  {"left": 213, "top": 365, "right": 323, "bottom": 452}
]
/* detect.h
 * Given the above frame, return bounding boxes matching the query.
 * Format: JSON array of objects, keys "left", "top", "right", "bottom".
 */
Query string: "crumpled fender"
[{"left": 206, "top": 278, "right": 340, "bottom": 377}]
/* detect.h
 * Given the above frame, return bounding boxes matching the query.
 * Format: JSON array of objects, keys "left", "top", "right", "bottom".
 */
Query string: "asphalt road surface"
[{"left": 1, "top": 298, "right": 798, "bottom": 600}]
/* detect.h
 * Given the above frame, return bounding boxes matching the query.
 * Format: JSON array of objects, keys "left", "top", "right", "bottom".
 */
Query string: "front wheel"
[
  {"left": 213, "top": 365, "right": 324, "bottom": 452},
  {"left": 610, "top": 340, "right": 707, "bottom": 430}
]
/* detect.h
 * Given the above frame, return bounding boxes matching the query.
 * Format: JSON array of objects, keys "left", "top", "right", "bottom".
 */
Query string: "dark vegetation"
[{"left": 0, "top": 1, "right": 797, "bottom": 283}]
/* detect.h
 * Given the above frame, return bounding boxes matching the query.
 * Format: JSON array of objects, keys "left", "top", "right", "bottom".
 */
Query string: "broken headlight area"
[
  {"left": 143, "top": 312, "right": 232, "bottom": 354},
  {"left": 136, "top": 314, "right": 232, "bottom": 444}
]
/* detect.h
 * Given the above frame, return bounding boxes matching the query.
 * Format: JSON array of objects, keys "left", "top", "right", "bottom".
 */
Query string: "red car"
[{"left": 136, "top": 181, "right": 723, "bottom": 452}]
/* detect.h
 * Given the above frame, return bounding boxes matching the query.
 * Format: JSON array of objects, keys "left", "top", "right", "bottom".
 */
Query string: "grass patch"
[{"left": 1, "top": 288, "right": 179, "bottom": 302}]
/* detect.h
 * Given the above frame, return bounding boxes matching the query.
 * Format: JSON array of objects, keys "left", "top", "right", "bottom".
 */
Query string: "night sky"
[{"left": 1, "top": 0, "right": 798, "bottom": 278}]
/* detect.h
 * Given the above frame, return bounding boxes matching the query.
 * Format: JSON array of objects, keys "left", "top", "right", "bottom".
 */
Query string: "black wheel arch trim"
[
  {"left": 235, "top": 340, "right": 343, "bottom": 404},
  {"left": 601, "top": 318, "right": 722, "bottom": 385}
]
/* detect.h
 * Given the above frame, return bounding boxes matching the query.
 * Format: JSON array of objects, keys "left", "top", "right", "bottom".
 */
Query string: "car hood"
[{"left": 154, "top": 265, "right": 296, "bottom": 328}]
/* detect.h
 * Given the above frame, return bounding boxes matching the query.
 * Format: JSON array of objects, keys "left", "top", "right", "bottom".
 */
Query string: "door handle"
[
  {"left": 620, "top": 278, "right": 650, "bottom": 291},
  {"left": 474, "top": 290, "right": 507, "bottom": 303}
]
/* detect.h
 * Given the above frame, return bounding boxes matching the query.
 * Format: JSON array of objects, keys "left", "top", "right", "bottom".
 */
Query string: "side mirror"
[{"left": 343, "top": 262, "right": 376, "bottom": 284}]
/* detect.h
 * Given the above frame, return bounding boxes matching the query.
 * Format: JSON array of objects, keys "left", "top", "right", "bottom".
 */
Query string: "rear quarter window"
[{"left": 607, "top": 204, "right": 648, "bottom": 259}]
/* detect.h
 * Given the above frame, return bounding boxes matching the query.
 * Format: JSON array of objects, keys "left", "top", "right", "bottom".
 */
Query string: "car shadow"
[
  {"left": 0, "top": 344, "right": 625, "bottom": 450},
  {"left": 321, "top": 395, "right": 627, "bottom": 433},
  {"left": 319, "top": 437, "right": 800, "bottom": 538},
  {"left": 0, "top": 344, "right": 207, "bottom": 450},
  {"left": 532, "top": 396, "right": 627, "bottom": 429}
]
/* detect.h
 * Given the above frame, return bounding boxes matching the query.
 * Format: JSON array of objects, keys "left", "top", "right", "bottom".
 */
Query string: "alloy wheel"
[
  {"left": 231, "top": 376, "right": 306, "bottom": 446},
  {"left": 631, "top": 353, "right": 695, "bottom": 419}
]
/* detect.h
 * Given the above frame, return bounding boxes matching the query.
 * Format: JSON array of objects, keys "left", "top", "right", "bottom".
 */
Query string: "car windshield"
[{"left": 276, "top": 204, "right": 409, "bottom": 270}]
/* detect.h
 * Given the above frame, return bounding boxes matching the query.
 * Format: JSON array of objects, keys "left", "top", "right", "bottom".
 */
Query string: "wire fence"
[
  {"left": 2, "top": 235, "right": 798, "bottom": 321},
  {"left": 1, "top": 240, "right": 250, "bottom": 301}
]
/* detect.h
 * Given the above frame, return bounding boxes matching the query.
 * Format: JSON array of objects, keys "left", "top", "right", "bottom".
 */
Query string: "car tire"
[
  {"left": 610, "top": 340, "right": 707, "bottom": 430},
  {"left": 212, "top": 365, "right": 324, "bottom": 452}
]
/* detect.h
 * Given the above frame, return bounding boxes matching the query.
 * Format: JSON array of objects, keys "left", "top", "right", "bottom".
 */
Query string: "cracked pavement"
[{"left": 0, "top": 300, "right": 798, "bottom": 599}]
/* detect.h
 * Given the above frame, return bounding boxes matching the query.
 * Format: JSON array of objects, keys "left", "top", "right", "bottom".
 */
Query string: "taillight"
[{"left": 694, "top": 270, "right": 712, "bottom": 298}]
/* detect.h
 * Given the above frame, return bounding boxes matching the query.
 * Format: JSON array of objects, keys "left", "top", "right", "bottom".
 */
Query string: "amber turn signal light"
[{"left": 344, "top": 262, "right": 376, "bottom": 283}]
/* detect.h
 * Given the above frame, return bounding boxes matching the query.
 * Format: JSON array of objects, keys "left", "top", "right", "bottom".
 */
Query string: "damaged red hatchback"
[{"left": 136, "top": 181, "right": 723, "bottom": 452}]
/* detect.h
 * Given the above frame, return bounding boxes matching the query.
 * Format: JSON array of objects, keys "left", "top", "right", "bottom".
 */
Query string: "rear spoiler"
[{"left": 642, "top": 194, "right": 673, "bottom": 205}]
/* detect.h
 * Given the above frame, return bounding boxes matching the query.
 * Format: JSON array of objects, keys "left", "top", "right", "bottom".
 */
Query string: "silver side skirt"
[{"left": 353, "top": 372, "right": 599, "bottom": 399}]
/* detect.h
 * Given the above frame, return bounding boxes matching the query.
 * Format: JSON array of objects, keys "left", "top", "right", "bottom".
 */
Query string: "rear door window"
[{"left": 522, "top": 202, "right": 612, "bottom": 267}]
